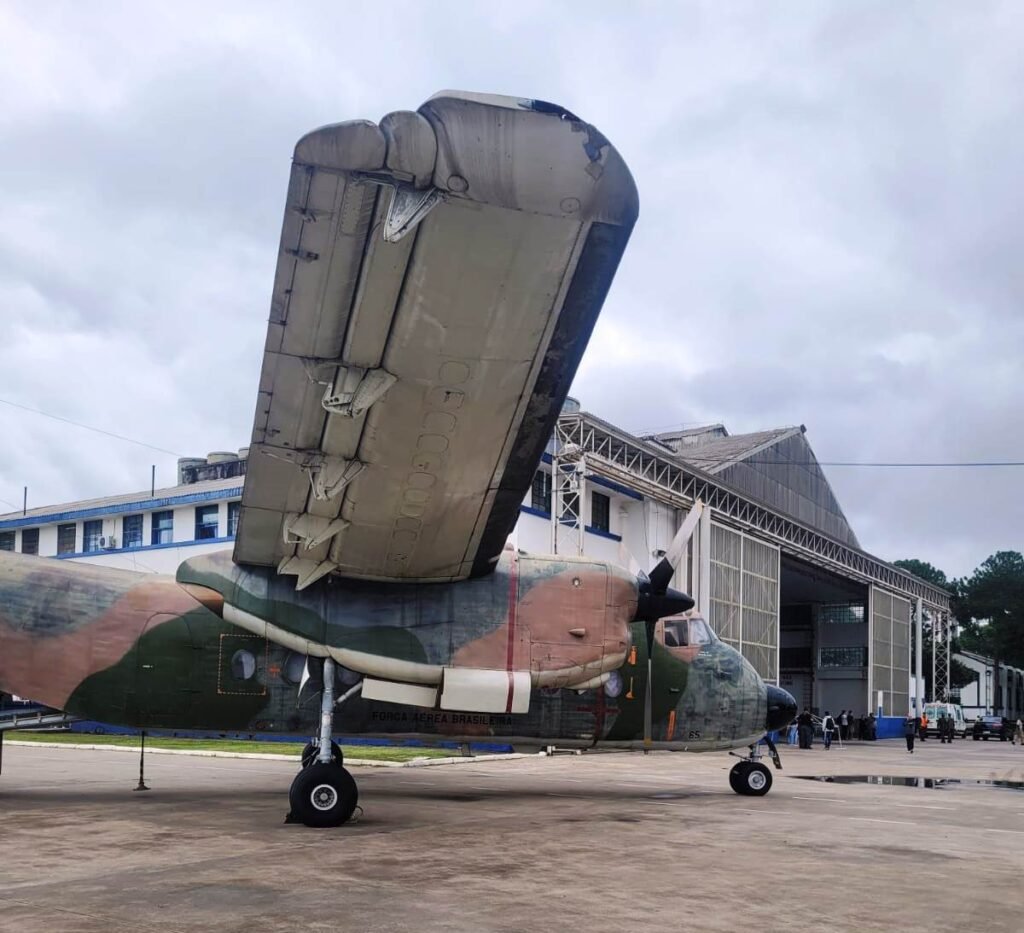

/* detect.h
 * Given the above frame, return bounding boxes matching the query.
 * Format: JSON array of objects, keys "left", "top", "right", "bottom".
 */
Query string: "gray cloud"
[{"left": 1, "top": 0, "right": 1021, "bottom": 579}]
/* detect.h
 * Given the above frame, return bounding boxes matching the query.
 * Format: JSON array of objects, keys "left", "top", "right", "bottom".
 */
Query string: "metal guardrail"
[{"left": 0, "top": 708, "right": 78, "bottom": 732}]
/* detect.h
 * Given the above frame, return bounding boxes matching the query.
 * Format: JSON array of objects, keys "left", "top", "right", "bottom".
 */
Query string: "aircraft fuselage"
[{"left": 0, "top": 550, "right": 773, "bottom": 752}]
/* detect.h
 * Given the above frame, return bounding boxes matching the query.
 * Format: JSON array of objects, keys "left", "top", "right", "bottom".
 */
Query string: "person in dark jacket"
[
  {"left": 904, "top": 716, "right": 916, "bottom": 753},
  {"left": 797, "top": 708, "right": 814, "bottom": 749}
]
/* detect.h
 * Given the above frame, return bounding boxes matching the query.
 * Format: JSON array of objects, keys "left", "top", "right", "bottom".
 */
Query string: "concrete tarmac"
[{"left": 1, "top": 738, "right": 1023, "bottom": 932}]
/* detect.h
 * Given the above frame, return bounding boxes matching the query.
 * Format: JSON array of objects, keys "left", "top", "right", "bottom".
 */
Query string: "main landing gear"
[
  {"left": 728, "top": 733, "right": 783, "bottom": 797},
  {"left": 286, "top": 658, "right": 360, "bottom": 828}
]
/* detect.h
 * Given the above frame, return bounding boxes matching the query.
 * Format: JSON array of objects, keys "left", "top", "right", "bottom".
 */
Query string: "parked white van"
[{"left": 923, "top": 702, "right": 968, "bottom": 738}]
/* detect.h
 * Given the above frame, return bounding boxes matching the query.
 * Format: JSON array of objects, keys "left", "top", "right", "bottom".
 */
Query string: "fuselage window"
[
  {"left": 282, "top": 651, "right": 306, "bottom": 685},
  {"left": 688, "top": 618, "right": 713, "bottom": 645},
  {"left": 231, "top": 649, "right": 257, "bottom": 681}
]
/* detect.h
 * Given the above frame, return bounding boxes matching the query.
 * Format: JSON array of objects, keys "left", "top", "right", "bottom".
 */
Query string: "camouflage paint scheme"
[{"left": 0, "top": 549, "right": 768, "bottom": 751}]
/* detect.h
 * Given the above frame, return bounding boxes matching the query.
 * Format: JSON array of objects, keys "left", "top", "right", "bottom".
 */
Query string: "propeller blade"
[
  {"left": 647, "top": 500, "right": 704, "bottom": 593},
  {"left": 617, "top": 540, "right": 642, "bottom": 577}
]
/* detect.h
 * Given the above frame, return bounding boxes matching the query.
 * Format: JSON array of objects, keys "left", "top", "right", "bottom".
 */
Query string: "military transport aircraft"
[{"left": 0, "top": 91, "right": 796, "bottom": 827}]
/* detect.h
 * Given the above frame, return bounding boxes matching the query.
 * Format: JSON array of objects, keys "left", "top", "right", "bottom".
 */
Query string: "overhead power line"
[
  {"left": 0, "top": 397, "right": 184, "bottom": 457},
  {"left": 675, "top": 456, "right": 1024, "bottom": 468}
]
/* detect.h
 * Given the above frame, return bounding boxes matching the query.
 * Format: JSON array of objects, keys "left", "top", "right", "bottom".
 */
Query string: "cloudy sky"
[{"left": 1, "top": 1, "right": 1021, "bottom": 580}]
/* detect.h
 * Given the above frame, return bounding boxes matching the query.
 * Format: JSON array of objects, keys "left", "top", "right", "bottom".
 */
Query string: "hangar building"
[{"left": 0, "top": 406, "right": 950, "bottom": 717}]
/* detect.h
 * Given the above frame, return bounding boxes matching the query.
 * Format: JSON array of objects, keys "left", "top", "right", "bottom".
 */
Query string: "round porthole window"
[
  {"left": 282, "top": 651, "right": 306, "bottom": 685},
  {"left": 231, "top": 649, "right": 257, "bottom": 681},
  {"left": 604, "top": 670, "right": 624, "bottom": 698}
]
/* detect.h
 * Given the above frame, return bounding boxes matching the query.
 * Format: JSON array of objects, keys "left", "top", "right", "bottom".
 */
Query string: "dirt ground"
[{"left": 1, "top": 737, "right": 1022, "bottom": 932}]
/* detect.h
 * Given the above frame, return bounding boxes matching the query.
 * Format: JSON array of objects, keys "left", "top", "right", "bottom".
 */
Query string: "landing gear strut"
[
  {"left": 728, "top": 733, "right": 782, "bottom": 797},
  {"left": 286, "top": 658, "right": 359, "bottom": 827}
]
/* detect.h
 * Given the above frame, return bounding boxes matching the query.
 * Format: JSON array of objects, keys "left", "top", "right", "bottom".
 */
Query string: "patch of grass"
[{"left": 10, "top": 731, "right": 453, "bottom": 762}]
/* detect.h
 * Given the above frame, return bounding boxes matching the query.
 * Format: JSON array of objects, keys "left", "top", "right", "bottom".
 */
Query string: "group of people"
[
  {"left": 787, "top": 708, "right": 876, "bottom": 748},
  {"left": 903, "top": 712, "right": 954, "bottom": 751}
]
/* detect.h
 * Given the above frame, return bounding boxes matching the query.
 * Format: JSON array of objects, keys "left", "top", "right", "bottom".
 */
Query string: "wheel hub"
[
  {"left": 748, "top": 770, "right": 767, "bottom": 791},
  {"left": 311, "top": 783, "right": 339, "bottom": 811}
]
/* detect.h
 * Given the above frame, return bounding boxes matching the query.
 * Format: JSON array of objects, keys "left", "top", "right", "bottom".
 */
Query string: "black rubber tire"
[
  {"left": 729, "top": 761, "right": 773, "bottom": 796},
  {"left": 301, "top": 741, "right": 343, "bottom": 768},
  {"left": 288, "top": 763, "right": 358, "bottom": 828},
  {"left": 728, "top": 762, "right": 750, "bottom": 794}
]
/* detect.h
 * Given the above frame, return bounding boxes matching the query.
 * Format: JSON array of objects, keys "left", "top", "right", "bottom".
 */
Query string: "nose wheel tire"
[
  {"left": 288, "top": 763, "right": 359, "bottom": 827},
  {"left": 729, "top": 761, "right": 772, "bottom": 796}
]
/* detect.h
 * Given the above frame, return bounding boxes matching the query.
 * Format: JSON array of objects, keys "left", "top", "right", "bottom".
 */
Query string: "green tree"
[{"left": 955, "top": 551, "right": 1024, "bottom": 714}]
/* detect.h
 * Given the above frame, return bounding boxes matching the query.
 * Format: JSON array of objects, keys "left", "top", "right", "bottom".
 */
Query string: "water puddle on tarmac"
[{"left": 794, "top": 775, "right": 1024, "bottom": 791}]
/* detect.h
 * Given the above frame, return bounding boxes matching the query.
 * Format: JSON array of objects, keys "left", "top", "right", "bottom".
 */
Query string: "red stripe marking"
[{"left": 505, "top": 552, "right": 519, "bottom": 713}]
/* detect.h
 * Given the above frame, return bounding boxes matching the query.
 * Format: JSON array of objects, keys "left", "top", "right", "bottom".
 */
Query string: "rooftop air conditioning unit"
[{"left": 102, "top": 536, "right": 117, "bottom": 549}]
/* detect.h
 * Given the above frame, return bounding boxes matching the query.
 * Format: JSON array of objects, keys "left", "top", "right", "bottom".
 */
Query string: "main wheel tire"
[
  {"left": 728, "top": 762, "right": 749, "bottom": 794},
  {"left": 301, "top": 740, "right": 343, "bottom": 768},
  {"left": 288, "top": 763, "right": 358, "bottom": 827},
  {"left": 729, "top": 761, "right": 773, "bottom": 796}
]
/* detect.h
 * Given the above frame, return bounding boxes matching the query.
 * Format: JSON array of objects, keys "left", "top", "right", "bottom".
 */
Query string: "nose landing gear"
[
  {"left": 728, "top": 733, "right": 782, "bottom": 797},
  {"left": 286, "top": 658, "right": 360, "bottom": 827}
]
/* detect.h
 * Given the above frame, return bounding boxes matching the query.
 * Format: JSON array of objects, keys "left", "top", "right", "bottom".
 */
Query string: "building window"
[
  {"left": 227, "top": 501, "right": 241, "bottom": 537},
  {"left": 195, "top": 504, "right": 219, "bottom": 540},
  {"left": 818, "top": 603, "right": 865, "bottom": 625},
  {"left": 57, "top": 523, "right": 77, "bottom": 554},
  {"left": 83, "top": 520, "right": 103, "bottom": 552},
  {"left": 0, "top": 531, "right": 14, "bottom": 551},
  {"left": 531, "top": 471, "right": 552, "bottom": 513},
  {"left": 590, "top": 491, "right": 610, "bottom": 533},
  {"left": 21, "top": 528, "right": 39, "bottom": 555},
  {"left": 151, "top": 511, "right": 174, "bottom": 545},
  {"left": 123, "top": 514, "right": 143, "bottom": 549},
  {"left": 819, "top": 647, "right": 868, "bottom": 668}
]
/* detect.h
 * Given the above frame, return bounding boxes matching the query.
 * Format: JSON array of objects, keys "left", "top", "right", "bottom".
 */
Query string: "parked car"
[{"left": 972, "top": 715, "right": 1012, "bottom": 741}]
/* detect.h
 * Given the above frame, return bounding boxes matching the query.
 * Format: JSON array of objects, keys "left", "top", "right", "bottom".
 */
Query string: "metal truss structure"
[
  {"left": 555, "top": 413, "right": 950, "bottom": 612},
  {"left": 931, "top": 612, "right": 951, "bottom": 702},
  {"left": 550, "top": 446, "right": 587, "bottom": 557}
]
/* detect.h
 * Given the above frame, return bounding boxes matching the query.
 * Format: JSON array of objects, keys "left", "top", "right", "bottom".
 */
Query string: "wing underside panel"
[{"left": 234, "top": 92, "right": 638, "bottom": 586}]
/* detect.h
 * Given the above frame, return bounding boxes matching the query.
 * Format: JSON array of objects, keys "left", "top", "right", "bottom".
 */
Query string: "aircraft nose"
[{"left": 765, "top": 685, "right": 797, "bottom": 732}]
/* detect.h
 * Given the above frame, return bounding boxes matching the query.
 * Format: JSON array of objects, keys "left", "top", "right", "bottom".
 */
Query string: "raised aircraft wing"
[{"left": 233, "top": 91, "right": 638, "bottom": 588}]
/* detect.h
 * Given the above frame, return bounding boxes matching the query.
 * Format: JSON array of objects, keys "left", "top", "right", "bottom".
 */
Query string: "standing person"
[
  {"left": 938, "top": 713, "right": 949, "bottom": 744},
  {"left": 919, "top": 712, "right": 928, "bottom": 741},
  {"left": 839, "top": 710, "right": 848, "bottom": 741},
  {"left": 787, "top": 717, "right": 799, "bottom": 746},
  {"left": 1015, "top": 718, "right": 1023, "bottom": 746},
  {"left": 904, "top": 716, "right": 916, "bottom": 753},
  {"left": 797, "top": 708, "right": 814, "bottom": 749},
  {"left": 822, "top": 711, "right": 835, "bottom": 750}
]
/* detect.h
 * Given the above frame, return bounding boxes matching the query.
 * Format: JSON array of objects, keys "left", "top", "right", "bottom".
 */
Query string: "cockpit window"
[
  {"left": 688, "top": 617, "right": 713, "bottom": 645},
  {"left": 663, "top": 619, "right": 688, "bottom": 647}
]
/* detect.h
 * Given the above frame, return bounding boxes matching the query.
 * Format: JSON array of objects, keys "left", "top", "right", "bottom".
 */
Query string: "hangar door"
[
  {"left": 709, "top": 523, "right": 780, "bottom": 684},
  {"left": 870, "top": 587, "right": 911, "bottom": 716}
]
